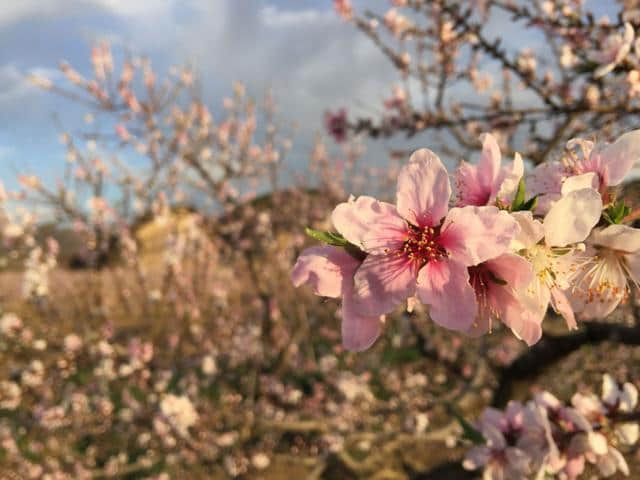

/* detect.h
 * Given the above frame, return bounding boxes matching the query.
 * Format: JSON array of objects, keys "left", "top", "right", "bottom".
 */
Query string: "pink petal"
[
  {"left": 484, "top": 253, "right": 533, "bottom": 290},
  {"left": 416, "top": 258, "right": 477, "bottom": 332},
  {"left": 463, "top": 446, "right": 490, "bottom": 470},
  {"left": 543, "top": 188, "right": 602, "bottom": 247},
  {"left": 477, "top": 133, "right": 502, "bottom": 198},
  {"left": 510, "top": 211, "right": 544, "bottom": 250},
  {"left": 453, "top": 161, "right": 486, "bottom": 207},
  {"left": 440, "top": 206, "right": 518, "bottom": 266},
  {"left": 396, "top": 148, "right": 451, "bottom": 227},
  {"left": 352, "top": 253, "right": 417, "bottom": 317},
  {"left": 599, "top": 128, "right": 640, "bottom": 185},
  {"left": 527, "top": 161, "right": 566, "bottom": 197},
  {"left": 565, "top": 454, "right": 585, "bottom": 478},
  {"left": 332, "top": 196, "right": 406, "bottom": 253},
  {"left": 551, "top": 287, "right": 577, "bottom": 329},
  {"left": 490, "top": 285, "right": 542, "bottom": 346},
  {"left": 291, "top": 246, "right": 359, "bottom": 298},
  {"left": 341, "top": 281, "right": 383, "bottom": 351}
]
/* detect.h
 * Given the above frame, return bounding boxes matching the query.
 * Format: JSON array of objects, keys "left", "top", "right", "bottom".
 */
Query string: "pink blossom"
[
  {"left": 464, "top": 403, "right": 532, "bottom": 479},
  {"left": 467, "top": 252, "right": 542, "bottom": 345},
  {"left": 324, "top": 108, "right": 348, "bottom": 143},
  {"left": 331, "top": 149, "right": 518, "bottom": 333},
  {"left": 453, "top": 133, "right": 523, "bottom": 207},
  {"left": 291, "top": 245, "right": 382, "bottom": 351},
  {"left": 589, "top": 23, "right": 634, "bottom": 78},
  {"left": 333, "top": 0, "right": 353, "bottom": 21},
  {"left": 528, "top": 130, "right": 640, "bottom": 212},
  {"left": 511, "top": 186, "right": 603, "bottom": 330}
]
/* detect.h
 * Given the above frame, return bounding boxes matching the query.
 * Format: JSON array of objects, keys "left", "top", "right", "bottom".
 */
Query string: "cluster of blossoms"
[
  {"left": 464, "top": 374, "right": 639, "bottom": 479},
  {"left": 293, "top": 130, "right": 640, "bottom": 351}
]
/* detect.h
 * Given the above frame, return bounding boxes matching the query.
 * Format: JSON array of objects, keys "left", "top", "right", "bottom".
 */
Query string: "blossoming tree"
[{"left": 4, "top": 0, "right": 640, "bottom": 478}]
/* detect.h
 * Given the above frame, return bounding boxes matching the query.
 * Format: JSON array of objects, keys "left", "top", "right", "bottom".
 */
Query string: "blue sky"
[{"left": 0, "top": 0, "right": 400, "bottom": 191}]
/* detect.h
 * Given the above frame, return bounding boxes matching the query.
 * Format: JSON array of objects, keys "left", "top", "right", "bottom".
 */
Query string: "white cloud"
[
  {"left": 0, "top": 0, "right": 176, "bottom": 28},
  {"left": 96, "top": 0, "right": 175, "bottom": 17},
  {"left": 260, "top": 6, "right": 335, "bottom": 28},
  {"left": 0, "top": 64, "right": 62, "bottom": 107}
]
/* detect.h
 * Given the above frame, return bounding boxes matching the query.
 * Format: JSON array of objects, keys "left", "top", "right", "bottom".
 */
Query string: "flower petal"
[
  {"left": 416, "top": 259, "right": 477, "bottom": 332},
  {"left": 602, "top": 374, "right": 619, "bottom": 406},
  {"left": 588, "top": 432, "right": 608, "bottom": 455},
  {"left": 496, "top": 152, "right": 524, "bottom": 204},
  {"left": 627, "top": 251, "right": 640, "bottom": 286},
  {"left": 561, "top": 172, "right": 599, "bottom": 196},
  {"left": 621, "top": 382, "right": 639, "bottom": 412},
  {"left": 570, "top": 251, "right": 627, "bottom": 320},
  {"left": 616, "top": 423, "right": 639, "bottom": 445},
  {"left": 478, "top": 133, "right": 502, "bottom": 191},
  {"left": 352, "top": 254, "right": 417, "bottom": 317},
  {"left": 543, "top": 188, "right": 602, "bottom": 247},
  {"left": 341, "top": 284, "right": 383, "bottom": 352},
  {"left": 291, "top": 246, "right": 359, "bottom": 298},
  {"left": 485, "top": 253, "right": 533, "bottom": 290},
  {"left": 440, "top": 206, "right": 518, "bottom": 266},
  {"left": 332, "top": 196, "right": 406, "bottom": 253},
  {"left": 551, "top": 287, "right": 577, "bottom": 329},
  {"left": 599, "top": 128, "right": 640, "bottom": 185},
  {"left": 527, "top": 161, "right": 566, "bottom": 197},
  {"left": 510, "top": 211, "right": 544, "bottom": 251},
  {"left": 491, "top": 286, "right": 542, "bottom": 346},
  {"left": 590, "top": 224, "right": 640, "bottom": 253},
  {"left": 396, "top": 148, "right": 451, "bottom": 227}
]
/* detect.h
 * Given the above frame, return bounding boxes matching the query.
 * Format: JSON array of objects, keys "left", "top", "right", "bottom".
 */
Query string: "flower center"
[{"left": 402, "top": 224, "right": 447, "bottom": 266}]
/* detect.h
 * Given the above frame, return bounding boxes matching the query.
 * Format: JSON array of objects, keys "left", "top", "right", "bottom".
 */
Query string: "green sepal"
[
  {"left": 305, "top": 227, "right": 350, "bottom": 247},
  {"left": 519, "top": 195, "right": 538, "bottom": 212},
  {"left": 603, "top": 202, "right": 631, "bottom": 225},
  {"left": 510, "top": 178, "right": 538, "bottom": 212},
  {"left": 305, "top": 227, "right": 366, "bottom": 261},
  {"left": 510, "top": 178, "right": 526, "bottom": 211}
]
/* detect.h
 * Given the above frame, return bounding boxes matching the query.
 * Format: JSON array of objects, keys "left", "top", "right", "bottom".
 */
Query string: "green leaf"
[
  {"left": 603, "top": 202, "right": 631, "bottom": 225},
  {"left": 510, "top": 178, "right": 526, "bottom": 211},
  {"left": 305, "top": 227, "right": 349, "bottom": 247},
  {"left": 447, "top": 405, "right": 485, "bottom": 445}
]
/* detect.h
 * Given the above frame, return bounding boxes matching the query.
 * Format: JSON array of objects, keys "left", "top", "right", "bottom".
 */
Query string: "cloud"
[
  {"left": 0, "top": 0, "right": 177, "bottom": 29},
  {"left": 260, "top": 6, "right": 335, "bottom": 28},
  {"left": 0, "top": 0, "right": 405, "bottom": 179},
  {"left": 0, "top": 64, "right": 62, "bottom": 106}
]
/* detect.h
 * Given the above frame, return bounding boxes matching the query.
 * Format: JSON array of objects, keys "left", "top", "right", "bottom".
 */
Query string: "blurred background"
[{"left": 0, "top": 1, "right": 640, "bottom": 479}]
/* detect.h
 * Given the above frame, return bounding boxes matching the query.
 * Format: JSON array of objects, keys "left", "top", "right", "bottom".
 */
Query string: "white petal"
[
  {"left": 600, "top": 128, "right": 640, "bottom": 185},
  {"left": 561, "top": 172, "right": 599, "bottom": 195},
  {"left": 590, "top": 224, "right": 640, "bottom": 253},
  {"left": 588, "top": 431, "right": 608, "bottom": 455},
  {"left": 602, "top": 373, "right": 620, "bottom": 406},
  {"left": 544, "top": 188, "right": 602, "bottom": 247},
  {"left": 510, "top": 211, "right": 544, "bottom": 251},
  {"left": 620, "top": 382, "right": 639, "bottom": 412},
  {"left": 616, "top": 423, "right": 639, "bottom": 445}
]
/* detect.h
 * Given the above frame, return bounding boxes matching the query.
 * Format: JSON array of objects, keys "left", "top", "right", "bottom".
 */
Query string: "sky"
[
  {"left": 0, "top": 0, "right": 620, "bottom": 194},
  {"left": 0, "top": 0, "right": 402, "bottom": 191}
]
